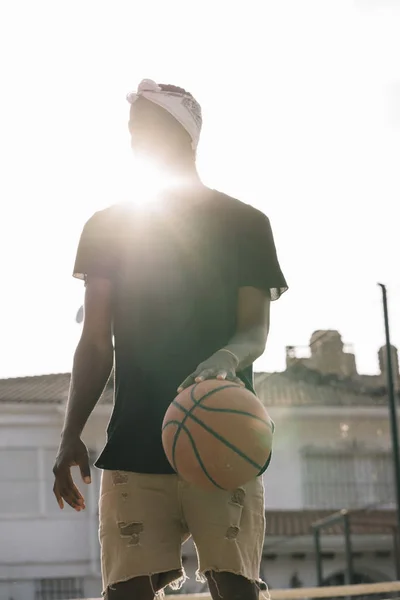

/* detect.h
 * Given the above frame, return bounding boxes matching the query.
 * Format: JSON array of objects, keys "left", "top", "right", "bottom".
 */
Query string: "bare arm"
[
  {"left": 62, "top": 277, "right": 114, "bottom": 438},
  {"left": 223, "top": 286, "right": 271, "bottom": 372},
  {"left": 178, "top": 208, "right": 285, "bottom": 392},
  {"left": 53, "top": 277, "right": 113, "bottom": 511},
  {"left": 178, "top": 287, "right": 271, "bottom": 391}
]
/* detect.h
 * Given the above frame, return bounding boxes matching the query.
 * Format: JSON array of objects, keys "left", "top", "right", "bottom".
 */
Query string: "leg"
[
  {"left": 106, "top": 575, "right": 154, "bottom": 600},
  {"left": 106, "top": 571, "right": 183, "bottom": 600},
  {"left": 182, "top": 477, "right": 266, "bottom": 600},
  {"left": 99, "top": 470, "right": 186, "bottom": 599},
  {"left": 206, "top": 571, "right": 259, "bottom": 600}
]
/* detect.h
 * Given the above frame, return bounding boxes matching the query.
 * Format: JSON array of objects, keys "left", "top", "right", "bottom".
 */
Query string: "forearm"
[
  {"left": 223, "top": 325, "right": 269, "bottom": 371},
  {"left": 178, "top": 324, "right": 269, "bottom": 392},
  {"left": 61, "top": 339, "right": 113, "bottom": 438}
]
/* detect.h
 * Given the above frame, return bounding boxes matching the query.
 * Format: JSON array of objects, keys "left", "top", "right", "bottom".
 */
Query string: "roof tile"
[
  {"left": 0, "top": 368, "right": 392, "bottom": 407},
  {"left": 0, "top": 373, "right": 113, "bottom": 404}
]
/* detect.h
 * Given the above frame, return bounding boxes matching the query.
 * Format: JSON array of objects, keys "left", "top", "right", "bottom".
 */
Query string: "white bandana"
[{"left": 126, "top": 79, "right": 202, "bottom": 150}]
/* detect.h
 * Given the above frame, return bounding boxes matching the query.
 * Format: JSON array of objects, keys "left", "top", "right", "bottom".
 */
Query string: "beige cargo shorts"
[{"left": 99, "top": 470, "right": 266, "bottom": 596}]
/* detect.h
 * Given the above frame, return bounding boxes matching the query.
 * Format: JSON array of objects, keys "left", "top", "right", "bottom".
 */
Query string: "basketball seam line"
[
  {"left": 172, "top": 399, "right": 264, "bottom": 472},
  {"left": 190, "top": 382, "right": 239, "bottom": 405},
  {"left": 190, "top": 383, "right": 276, "bottom": 434},
  {"left": 162, "top": 420, "right": 225, "bottom": 490},
  {"left": 191, "top": 404, "right": 273, "bottom": 428},
  {"left": 169, "top": 384, "right": 239, "bottom": 481},
  {"left": 166, "top": 382, "right": 270, "bottom": 487},
  {"left": 170, "top": 387, "right": 198, "bottom": 477}
]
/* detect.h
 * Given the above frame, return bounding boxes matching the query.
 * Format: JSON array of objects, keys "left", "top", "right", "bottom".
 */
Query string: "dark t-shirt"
[{"left": 73, "top": 186, "right": 287, "bottom": 474}]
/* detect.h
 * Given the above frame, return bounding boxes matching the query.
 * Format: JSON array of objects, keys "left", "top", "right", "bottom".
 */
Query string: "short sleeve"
[
  {"left": 238, "top": 209, "right": 288, "bottom": 301},
  {"left": 73, "top": 209, "right": 120, "bottom": 282}
]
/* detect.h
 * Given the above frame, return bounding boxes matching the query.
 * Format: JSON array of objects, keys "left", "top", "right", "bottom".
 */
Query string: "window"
[
  {"left": 302, "top": 447, "right": 394, "bottom": 509},
  {"left": 0, "top": 448, "right": 40, "bottom": 514},
  {"left": 35, "top": 578, "right": 84, "bottom": 600}
]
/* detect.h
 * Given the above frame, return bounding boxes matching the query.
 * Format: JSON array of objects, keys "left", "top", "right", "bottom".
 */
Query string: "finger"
[
  {"left": 194, "top": 369, "right": 214, "bottom": 383},
  {"left": 216, "top": 370, "right": 228, "bottom": 380},
  {"left": 60, "top": 483, "right": 86, "bottom": 511},
  {"left": 57, "top": 470, "right": 86, "bottom": 510},
  {"left": 79, "top": 457, "right": 91, "bottom": 484},
  {"left": 63, "top": 478, "right": 85, "bottom": 506},
  {"left": 53, "top": 482, "right": 64, "bottom": 510},
  {"left": 59, "top": 485, "right": 84, "bottom": 510},
  {"left": 177, "top": 375, "right": 195, "bottom": 393}
]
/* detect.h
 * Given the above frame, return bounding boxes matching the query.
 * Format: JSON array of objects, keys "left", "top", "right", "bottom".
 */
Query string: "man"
[{"left": 53, "top": 79, "right": 288, "bottom": 600}]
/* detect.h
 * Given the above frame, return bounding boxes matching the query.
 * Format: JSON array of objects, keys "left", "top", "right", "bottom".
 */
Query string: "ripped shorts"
[{"left": 99, "top": 470, "right": 265, "bottom": 596}]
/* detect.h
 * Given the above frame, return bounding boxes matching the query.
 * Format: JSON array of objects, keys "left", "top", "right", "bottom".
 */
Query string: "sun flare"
[{"left": 127, "top": 157, "right": 179, "bottom": 210}]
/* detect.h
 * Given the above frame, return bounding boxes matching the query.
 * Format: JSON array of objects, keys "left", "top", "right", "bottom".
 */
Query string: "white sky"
[{"left": 0, "top": 0, "right": 399, "bottom": 379}]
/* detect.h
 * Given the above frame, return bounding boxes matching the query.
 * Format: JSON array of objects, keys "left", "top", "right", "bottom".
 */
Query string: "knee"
[
  {"left": 106, "top": 576, "right": 155, "bottom": 600},
  {"left": 106, "top": 570, "right": 183, "bottom": 600},
  {"left": 206, "top": 571, "right": 259, "bottom": 600}
]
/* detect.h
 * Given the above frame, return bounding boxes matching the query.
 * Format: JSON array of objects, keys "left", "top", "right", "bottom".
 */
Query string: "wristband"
[{"left": 219, "top": 348, "right": 240, "bottom": 367}]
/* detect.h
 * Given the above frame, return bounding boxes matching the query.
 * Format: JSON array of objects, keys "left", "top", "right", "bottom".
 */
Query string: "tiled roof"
[
  {"left": 0, "top": 373, "right": 114, "bottom": 404},
  {"left": 0, "top": 368, "right": 391, "bottom": 406},
  {"left": 0, "top": 373, "right": 70, "bottom": 404},
  {"left": 265, "top": 510, "right": 396, "bottom": 537},
  {"left": 254, "top": 370, "right": 390, "bottom": 407}
]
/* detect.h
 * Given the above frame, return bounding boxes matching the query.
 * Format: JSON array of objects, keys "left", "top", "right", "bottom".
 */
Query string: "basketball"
[{"left": 161, "top": 379, "right": 274, "bottom": 491}]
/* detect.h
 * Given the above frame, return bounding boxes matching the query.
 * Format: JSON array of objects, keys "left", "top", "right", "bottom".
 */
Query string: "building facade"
[{"left": 0, "top": 330, "right": 398, "bottom": 599}]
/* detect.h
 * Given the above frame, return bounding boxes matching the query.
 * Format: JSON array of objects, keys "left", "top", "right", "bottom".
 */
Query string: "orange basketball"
[{"left": 161, "top": 379, "right": 274, "bottom": 491}]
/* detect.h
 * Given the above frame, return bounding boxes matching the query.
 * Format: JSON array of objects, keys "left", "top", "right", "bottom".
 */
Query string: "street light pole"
[{"left": 378, "top": 283, "right": 400, "bottom": 572}]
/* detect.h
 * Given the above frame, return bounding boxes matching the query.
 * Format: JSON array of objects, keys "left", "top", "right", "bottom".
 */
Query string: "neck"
[
  {"left": 131, "top": 153, "right": 201, "bottom": 196},
  {"left": 159, "top": 157, "right": 201, "bottom": 190},
  {"left": 166, "top": 155, "right": 199, "bottom": 179}
]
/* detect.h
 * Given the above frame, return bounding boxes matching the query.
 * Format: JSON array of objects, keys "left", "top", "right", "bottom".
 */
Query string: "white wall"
[
  {"left": 0, "top": 406, "right": 105, "bottom": 599},
  {"left": 264, "top": 406, "right": 392, "bottom": 510},
  {"left": 0, "top": 402, "right": 396, "bottom": 600},
  {"left": 0, "top": 580, "right": 34, "bottom": 600}
]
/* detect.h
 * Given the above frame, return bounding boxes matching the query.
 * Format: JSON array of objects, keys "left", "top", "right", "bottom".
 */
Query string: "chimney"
[
  {"left": 286, "top": 346, "right": 297, "bottom": 369},
  {"left": 309, "top": 330, "right": 357, "bottom": 377},
  {"left": 378, "top": 345, "right": 400, "bottom": 390}
]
